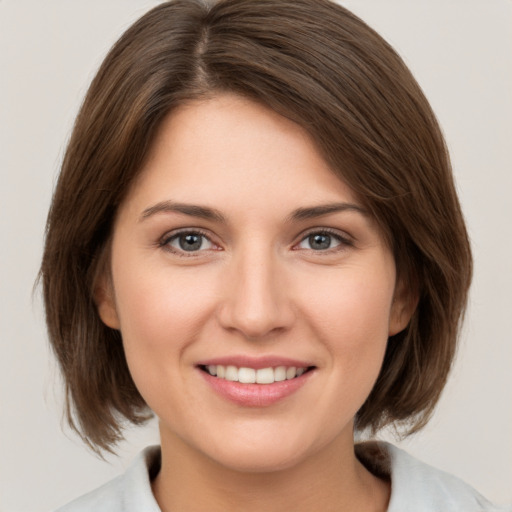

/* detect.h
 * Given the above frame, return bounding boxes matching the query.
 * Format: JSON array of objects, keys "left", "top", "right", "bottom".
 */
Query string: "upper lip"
[{"left": 196, "top": 355, "right": 315, "bottom": 370}]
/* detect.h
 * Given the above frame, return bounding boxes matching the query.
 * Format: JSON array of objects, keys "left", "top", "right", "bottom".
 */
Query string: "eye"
[
  {"left": 296, "top": 230, "right": 350, "bottom": 251},
  {"left": 162, "top": 230, "right": 217, "bottom": 254}
]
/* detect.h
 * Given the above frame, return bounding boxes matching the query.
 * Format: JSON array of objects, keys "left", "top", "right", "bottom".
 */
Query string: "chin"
[
  {"left": 208, "top": 442, "right": 308, "bottom": 474},
  {"left": 197, "top": 421, "right": 335, "bottom": 474}
]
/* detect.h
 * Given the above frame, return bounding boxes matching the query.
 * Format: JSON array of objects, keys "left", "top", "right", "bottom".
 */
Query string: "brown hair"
[{"left": 41, "top": 0, "right": 472, "bottom": 453}]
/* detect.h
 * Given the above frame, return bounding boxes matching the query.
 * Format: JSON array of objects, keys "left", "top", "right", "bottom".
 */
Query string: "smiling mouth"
[{"left": 199, "top": 365, "right": 315, "bottom": 384}]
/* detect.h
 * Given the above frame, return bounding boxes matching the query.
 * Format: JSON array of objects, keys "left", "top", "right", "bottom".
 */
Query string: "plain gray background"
[{"left": 1, "top": 1, "right": 511, "bottom": 510}]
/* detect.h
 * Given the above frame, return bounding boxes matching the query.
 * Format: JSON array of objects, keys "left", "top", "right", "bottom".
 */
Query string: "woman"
[{"left": 40, "top": 0, "right": 506, "bottom": 510}]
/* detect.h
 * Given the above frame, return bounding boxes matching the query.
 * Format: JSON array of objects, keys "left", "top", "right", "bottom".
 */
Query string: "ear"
[
  {"left": 94, "top": 273, "right": 121, "bottom": 330},
  {"left": 388, "top": 277, "right": 418, "bottom": 336}
]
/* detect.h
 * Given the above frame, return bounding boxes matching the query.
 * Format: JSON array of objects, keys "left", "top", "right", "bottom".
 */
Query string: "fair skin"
[{"left": 97, "top": 94, "right": 413, "bottom": 512}]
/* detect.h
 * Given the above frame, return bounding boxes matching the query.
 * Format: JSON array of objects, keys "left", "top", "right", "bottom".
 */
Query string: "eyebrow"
[
  {"left": 288, "top": 202, "right": 368, "bottom": 221},
  {"left": 139, "top": 200, "right": 367, "bottom": 223},
  {"left": 139, "top": 201, "right": 226, "bottom": 223}
]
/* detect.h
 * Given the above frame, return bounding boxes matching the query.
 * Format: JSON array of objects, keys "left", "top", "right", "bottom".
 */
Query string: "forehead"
[{"left": 124, "top": 94, "right": 362, "bottom": 216}]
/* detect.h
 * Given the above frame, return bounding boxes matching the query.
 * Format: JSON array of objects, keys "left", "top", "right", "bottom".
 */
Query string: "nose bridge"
[{"left": 218, "top": 239, "right": 293, "bottom": 339}]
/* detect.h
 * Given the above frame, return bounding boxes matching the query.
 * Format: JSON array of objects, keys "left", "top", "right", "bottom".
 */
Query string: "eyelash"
[
  {"left": 158, "top": 227, "right": 353, "bottom": 257},
  {"left": 159, "top": 229, "right": 219, "bottom": 257},
  {"left": 293, "top": 228, "right": 353, "bottom": 253}
]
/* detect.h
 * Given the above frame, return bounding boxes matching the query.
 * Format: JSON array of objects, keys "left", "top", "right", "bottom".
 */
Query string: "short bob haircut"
[{"left": 41, "top": 0, "right": 472, "bottom": 454}]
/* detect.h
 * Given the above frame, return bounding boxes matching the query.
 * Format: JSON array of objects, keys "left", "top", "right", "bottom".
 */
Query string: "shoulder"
[
  {"left": 356, "top": 441, "right": 509, "bottom": 512},
  {"left": 54, "top": 446, "right": 162, "bottom": 512}
]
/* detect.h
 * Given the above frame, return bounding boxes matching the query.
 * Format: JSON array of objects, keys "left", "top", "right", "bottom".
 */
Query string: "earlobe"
[
  {"left": 94, "top": 275, "right": 121, "bottom": 330},
  {"left": 388, "top": 279, "right": 418, "bottom": 336}
]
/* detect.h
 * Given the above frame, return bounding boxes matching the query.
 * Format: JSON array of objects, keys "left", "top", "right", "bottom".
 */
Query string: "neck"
[{"left": 152, "top": 428, "right": 390, "bottom": 512}]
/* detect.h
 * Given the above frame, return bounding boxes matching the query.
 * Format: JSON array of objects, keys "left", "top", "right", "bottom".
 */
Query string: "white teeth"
[
  {"left": 286, "top": 366, "right": 297, "bottom": 379},
  {"left": 238, "top": 367, "right": 256, "bottom": 384},
  {"left": 225, "top": 365, "right": 238, "bottom": 382},
  {"left": 274, "top": 366, "right": 286, "bottom": 382},
  {"left": 256, "top": 367, "right": 274, "bottom": 384},
  {"left": 205, "top": 365, "right": 308, "bottom": 384}
]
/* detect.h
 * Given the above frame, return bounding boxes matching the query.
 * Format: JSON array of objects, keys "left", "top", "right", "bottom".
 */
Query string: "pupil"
[
  {"left": 310, "top": 234, "right": 330, "bottom": 250},
  {"left": 179, "top": 234, "right": 202, "bottom": 251}
]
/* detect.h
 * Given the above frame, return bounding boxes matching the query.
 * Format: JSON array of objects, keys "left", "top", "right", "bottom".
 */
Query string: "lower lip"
[{"left": 199, "top": 369, "right": 314, "bottom": 407}]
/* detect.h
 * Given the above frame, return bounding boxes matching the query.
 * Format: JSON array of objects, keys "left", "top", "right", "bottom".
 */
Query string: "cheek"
[
  {"left": 114, "top": 258, "right": 211, "bottom": 335},
  {"left": 305, "top": 265, "right": 394, "bottom": 340},
  {"left": 111, "top": 259, "right": 219, "bottom": 388},
  {"left": 111, "top": 269, "right": 222, "bottom": 427},
  {"left": 299, "top": 263, "right": 395, "bottom": 384}
]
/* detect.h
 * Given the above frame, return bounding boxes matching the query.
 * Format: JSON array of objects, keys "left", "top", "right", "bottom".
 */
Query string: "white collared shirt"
[{"left": 55, "top": 442, "right": 508, "bottom": 512}]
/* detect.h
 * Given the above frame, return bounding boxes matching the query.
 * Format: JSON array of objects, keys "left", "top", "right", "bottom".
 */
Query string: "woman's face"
[{"left": 98, "top": 94, "right": 410, "bottom": 472}]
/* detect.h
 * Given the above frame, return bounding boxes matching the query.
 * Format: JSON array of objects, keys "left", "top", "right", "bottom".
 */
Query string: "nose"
[{"left": 217, "top": 245, "right": 295, "bottom": 340}]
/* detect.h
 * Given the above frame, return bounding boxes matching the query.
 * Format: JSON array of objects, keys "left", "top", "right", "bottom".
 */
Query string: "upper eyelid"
[
  {"left": 160, "top": 227, "right": 214, "bottom": 243},
  {"left": 159, "top": 228, "right": 221, "bottom": 255},
  {"left": 296, "top": 227, "right": 353, "bottom": 243},
  {"left": 157, "top": 226, "right": 354, "bottom": 250},
  {"left": 289, "top": 228, "right": 354, "bottom": 254}
]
